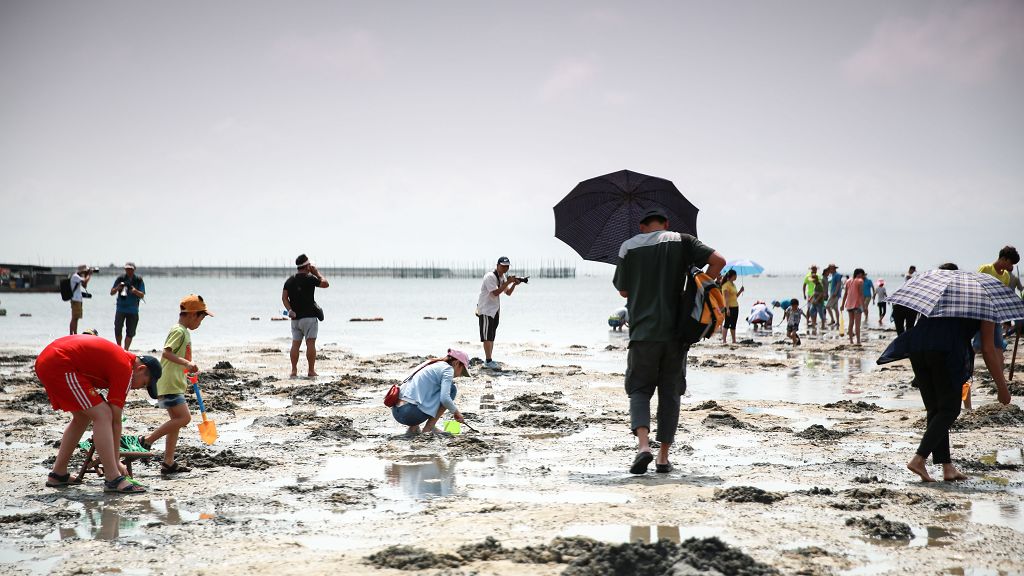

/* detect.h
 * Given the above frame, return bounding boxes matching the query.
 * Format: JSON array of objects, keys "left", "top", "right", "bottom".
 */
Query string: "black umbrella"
[{"left": 553, "top": 169, "right": 699, "bottom": 265}]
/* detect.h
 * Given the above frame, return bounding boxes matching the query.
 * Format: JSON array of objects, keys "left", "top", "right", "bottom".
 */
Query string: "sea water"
[{"left": 0, "top": 274, "right": 899, "bottom": 357}]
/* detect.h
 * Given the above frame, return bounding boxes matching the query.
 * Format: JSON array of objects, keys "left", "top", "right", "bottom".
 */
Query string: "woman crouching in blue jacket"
[{"left": 392, "top": 348, "right": 471, "bottom": 436}]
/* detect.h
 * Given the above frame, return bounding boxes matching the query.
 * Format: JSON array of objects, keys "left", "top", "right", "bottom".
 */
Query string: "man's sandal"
[
  {"left": 160, "top": 461, "right": 192, "bottom": 475},
  {"left": 104, "top": 476, "right": 146, "bottom": 494},
  {"left": 45, "top": 472, "right": 78, "bottom": 488},
  {"left": 137, "top": 435, "right": 153, "bottom": 451}
]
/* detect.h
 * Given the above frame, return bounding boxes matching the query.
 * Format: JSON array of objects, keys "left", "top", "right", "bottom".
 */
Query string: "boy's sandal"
[
  {"left": 104, "top": 475, "right": 146, "bottom": 494},
  {"left": 161, "top": 461, "right": 192, "bottom": 475},
  {"left": 45, "top": 471, "right": 78, "bottom": 488},
  {"left": 137, "top": 435, "right": 153, "bottom": 451}
]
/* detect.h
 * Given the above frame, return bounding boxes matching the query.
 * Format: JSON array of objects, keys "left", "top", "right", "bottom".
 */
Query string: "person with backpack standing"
[
  {"left": 282, "top": 254, "right": 330, "bottom": 379},
  {"left": 613, "top": 207, "right": 725, "bottom": 474},
  {"left": 68, "top": 265, "right": 93, "bottom": 335},
  {"left": 109, "top": 262, "right": 145, "bottom": 351},
  {"left": 476, "top": 256, "right": 522, "bottom": 369}
]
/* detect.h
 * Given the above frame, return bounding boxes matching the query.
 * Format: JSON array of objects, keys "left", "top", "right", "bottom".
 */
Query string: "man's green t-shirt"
[
  {"left": 156, "top": 323, "right": 191, "bottom": 396},
  {"left": 803, "top": 273, "right": 816, "bottom": 298},
  {"left": 613, "top": 230, "right": 715, "bottom": 342}
]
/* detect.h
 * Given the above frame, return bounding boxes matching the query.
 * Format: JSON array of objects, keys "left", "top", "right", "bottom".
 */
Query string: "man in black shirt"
[{"left": 282, "top": 254, "right": 330, "bottom": 378}]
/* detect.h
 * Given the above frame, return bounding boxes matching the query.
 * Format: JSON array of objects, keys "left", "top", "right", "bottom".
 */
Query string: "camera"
[
  {"left": 81, "top": 291, "right": 93, "bottom": 299},
  {"left": 512, "top": 276, "right": 530, "bottom": 284}
]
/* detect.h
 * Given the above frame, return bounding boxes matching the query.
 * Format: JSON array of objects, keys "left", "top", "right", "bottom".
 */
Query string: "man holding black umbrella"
[{"left": 613, "top": 207, "right": 725, "bottom": 474}]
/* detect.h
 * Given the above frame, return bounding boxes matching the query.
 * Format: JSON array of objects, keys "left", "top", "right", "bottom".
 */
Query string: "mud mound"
[
  {"left": 700, "top": 358, "right": 725, "bottom": 368},
  {"left": 563, "top": 539, "right": 680, "bottom": 576},
  {"left": 176, "top": 447, "right": 273, "bottom": 470},
  {"left": 953, "top": 403, "right": 1024, "bottom": 430},
  {"left": 308, "top": 417, "right": 361, "bottom": 441},
  {"left": 502, "top": 393, "right": 565, "bottom": 412},
  {"left": 6, "top": 389, "right": 49, "bottom": 413},
  {"left": 338, "top": 373, "right": 400, "bottom": 388},
  {"left": 853, "top": 475, "right": 884, "bottom": 484},
  {"left": 674, "top": 537, "right": 778, "bottom": 576},
  {"left": 212, "top": 361, "right": 234, "bottom": 370},
  {"left": 823, "top": 400, "right": 881, "bottom": 412},
  {"left": 0, "top": 510, "right": 79, "bottom": 524},
  {"left": 563, "top": 537, "right": 777, "bottom": 576},
  {"left": 365, "top": 545, "right": 462, "bottom": 570},
  {"left": 845, "top": 515, "right": 912, "bottom": 539},
  {"left": 447, "top": 435, "right": 493, "bottom": 457},
  {"left": 9, "top": 416, "right": 45, "bottom": 429},
  {"left": 508, "top": 537, "right": 607, "bottom": 564},
  {"left": 702, "top": 412, "right": 754, "bottom": 430},
  {"left": 794, "top": 425, "right": 850, "bottom": 442},
  {"left": 456, "top": 536, "right": 506, "bottom": 561},
  {"left": 503, "top": 413, "right": 579, "bottom": 430},
  {"left": 713, "top": 486, "right": 786, "bottom": 504},
  {"left": 689, "top": 400, "right": 720, "bottom": 411},
  {"left": 288, "top": 382, "right": 353, "bottom": 404},
  {"left": 0, "top": 354, "right": 36, "bottom": 364},
  {"left": 253, "top": 412, "right": 318, "bottom": 427}
]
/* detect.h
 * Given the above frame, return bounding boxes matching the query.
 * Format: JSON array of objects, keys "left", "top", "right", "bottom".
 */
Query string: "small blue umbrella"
[{"left": 724, "top": 259, "right": 765, "bottom": 276}]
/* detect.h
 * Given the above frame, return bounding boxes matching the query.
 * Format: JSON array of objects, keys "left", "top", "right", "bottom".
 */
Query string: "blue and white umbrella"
[
  {"left": 887, "top": 269, "right": 1024, "bottom": 323},
  {"left": 724, "top": 259, "right": 765, "bottom": 276}
]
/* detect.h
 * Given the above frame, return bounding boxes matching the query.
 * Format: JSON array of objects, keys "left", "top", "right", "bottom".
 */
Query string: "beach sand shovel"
[{"left": 189, "top": 375, "right": 218, "bottom": 445}]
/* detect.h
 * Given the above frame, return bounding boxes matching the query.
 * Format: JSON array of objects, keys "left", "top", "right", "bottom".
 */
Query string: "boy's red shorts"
[{"left": 35, "top": 353, "right": 104, "bottom": 412}]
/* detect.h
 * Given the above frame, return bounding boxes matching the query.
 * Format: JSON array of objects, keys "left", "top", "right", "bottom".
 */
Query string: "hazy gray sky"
[{"left": 2, "top": 1, "right": 1022, "bottom": 273}]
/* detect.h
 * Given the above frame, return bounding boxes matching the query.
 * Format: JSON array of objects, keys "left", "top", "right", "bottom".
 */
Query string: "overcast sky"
[{"left": 2, "top": 1, "right": 1022, "bottom": 274}]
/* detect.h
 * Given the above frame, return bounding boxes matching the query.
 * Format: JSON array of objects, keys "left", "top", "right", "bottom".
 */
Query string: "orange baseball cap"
[{"left": 180, "top": 294, "right": 214, "bottom": 316}]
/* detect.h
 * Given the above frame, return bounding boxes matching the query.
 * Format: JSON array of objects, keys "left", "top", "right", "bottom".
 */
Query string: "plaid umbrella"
[
  {"left": 887, "top": 269, "right": 1024, "bottom": 323},
  {"left": 553, "top": 170, "right": 698, "bottom": 265}
]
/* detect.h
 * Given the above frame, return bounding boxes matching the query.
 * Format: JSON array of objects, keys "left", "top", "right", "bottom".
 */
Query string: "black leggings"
[
  {"left": 878, "top": 302, "right": 887, "bottom": 320},
  {"left": 909, "top": 351, "right": 961, "bottom": 464},
  {"left": 892, "top": 304, "right": 918, "bottom": 335}
]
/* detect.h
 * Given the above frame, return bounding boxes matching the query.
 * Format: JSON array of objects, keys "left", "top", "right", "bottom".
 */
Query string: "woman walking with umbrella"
[{"left": 879, "top": 269, "right": 1018, "bottom": 482}]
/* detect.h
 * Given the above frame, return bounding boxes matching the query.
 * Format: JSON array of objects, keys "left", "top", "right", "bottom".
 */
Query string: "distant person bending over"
[
  {"left": 784, "top": 299, "right": 807, "bottom": 346},
  {"left": 842, "top": 268, "right": 866, "bottom": 345},
  {"left": 109, "top": 262, "right": 145, "bottom": 351},
  {"left": 749, "top": 301, "right": 773, "bottom": 331},
  {"left": 608, "top": 306, "right": 629, "bottom": 332},
  {"left": 875, "top": 280, "right": 888, "bottom": 327},
  {"left": 614, "top": 207, "right": 726, "bottom": 475},
  {"left": 720, "top": 270, "right": 744, "bottom": 343},
  {"left": 283, "top": 254, "right": 330, "bottom": 378},
  {"left": 974, "top": 245, "right": 1019, "bottom": 353},
  {"left": 392, "top": 349, "right": 471, "bottom": 437},
  {"left": 476, "top": 256, "right": 521, "bottom": 369},
  {"left": 69, "top": 265, "right": 93, "bottom": 335}
]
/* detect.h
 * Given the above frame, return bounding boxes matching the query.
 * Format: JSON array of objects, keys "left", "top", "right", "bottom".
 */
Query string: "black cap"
[
  {"left": 295, "top": 254, "right": 310, "bottom": 267},
  {"left": 640, "top": 207, "right": 668, "bottom": 223},
  {"left": 138, "top": 355, "right": 162, "bottom": 399},
  {"left": 497, "top": 256, "right": 510, "bottom": 266}
]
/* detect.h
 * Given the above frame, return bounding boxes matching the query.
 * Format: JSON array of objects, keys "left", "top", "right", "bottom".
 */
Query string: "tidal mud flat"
[{"left": 2, "top": 327, "right": 1023, "bottom": 575}]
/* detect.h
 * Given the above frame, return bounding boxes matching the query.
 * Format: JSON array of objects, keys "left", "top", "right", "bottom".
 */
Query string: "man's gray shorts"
[
  {"left": 624, "top": 340, "right": 688, "bottom": 445},
  {"left": 291, "top": 317, "right": 319, "bottom": 341}
]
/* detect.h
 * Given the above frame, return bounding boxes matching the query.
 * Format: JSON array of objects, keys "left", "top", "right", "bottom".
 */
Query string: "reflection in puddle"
[
  {"left": 0, "top": 544, "right": 63, "bottom": 576},
  {"left": 562, "top": 523, "right": 719, "bottom": 543},
  {"left": 980, "top": 448, "right": 1024, "bottom": 467},
  {"left": 969, "top": 500, "right": 1024, "bottom": 533},
  {"left": 259, "top": 397, "right": 293, "bottom": 409},
  {"left": 45, "top": 499, "right": 209, "bottom": 541},
  {"left": 386, "top": 457, "right": 457, "bottom": 499}
]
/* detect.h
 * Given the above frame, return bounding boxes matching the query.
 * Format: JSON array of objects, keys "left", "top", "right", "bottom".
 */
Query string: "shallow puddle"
[
  {"left": 969, "top": 500, "right": 1024, "bottom": 533},
  {"left": 44, "top": 499, "right": 209, "bottom": 541},
  {"left": 0, "top": 544, "right": 62, "bottom": 576},
  {"left": 980, "top": 448, "right": 1024, "bottom": 467},
  {"left": 561, "top": 523, "right": 720, "bottom": 543}
]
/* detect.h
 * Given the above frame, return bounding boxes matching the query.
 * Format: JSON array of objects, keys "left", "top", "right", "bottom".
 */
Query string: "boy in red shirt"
[{"left": 35, "top": 334, "right": 161, "bottom": 493}]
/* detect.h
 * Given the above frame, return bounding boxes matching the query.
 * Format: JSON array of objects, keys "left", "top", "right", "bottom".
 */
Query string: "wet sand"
[{"left": 2, "top": 326, "right": 1023, "bottom": 575}]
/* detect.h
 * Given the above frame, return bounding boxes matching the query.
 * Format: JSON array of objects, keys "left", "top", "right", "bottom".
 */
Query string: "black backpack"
[{"left": 59, "top": 278, "right": 73, "bottom": 301}]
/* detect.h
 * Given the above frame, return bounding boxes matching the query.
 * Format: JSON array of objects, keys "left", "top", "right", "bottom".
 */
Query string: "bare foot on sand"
[
  {"left": 908, "top": 456, "right": 936, "bottom": 482},
  {"left": 307, "top": 372, "right": 318, "bottom": 379},
  {"left": 942, "top": 464, "right": 968, "bottom": 481}
]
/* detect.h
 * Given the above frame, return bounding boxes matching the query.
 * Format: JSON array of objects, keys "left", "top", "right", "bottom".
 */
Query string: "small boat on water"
[{"left": 0, "top": 264, "right": 61, "bottom": 293}]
